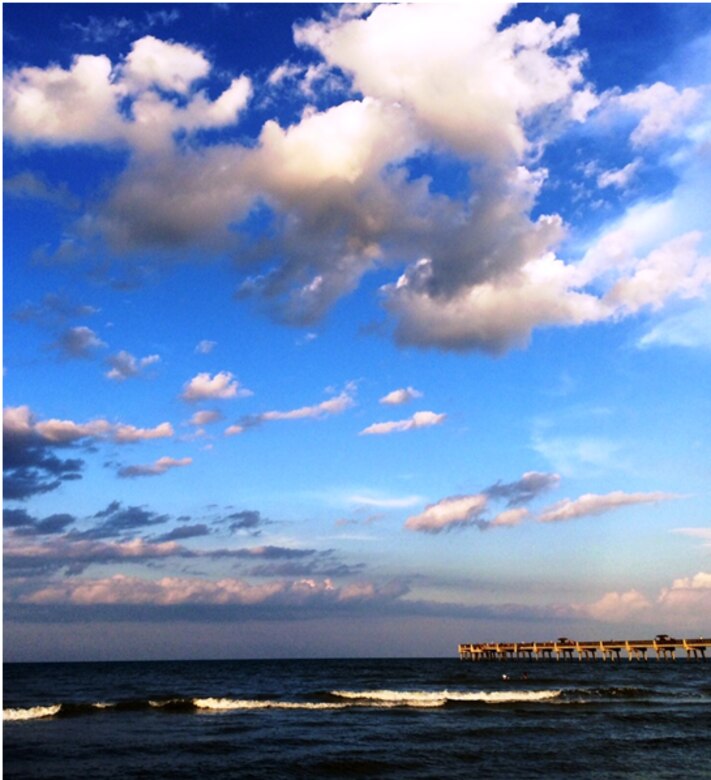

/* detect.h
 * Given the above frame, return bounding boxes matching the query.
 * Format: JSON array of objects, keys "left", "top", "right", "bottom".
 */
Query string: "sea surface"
[{"left": 4, "top": 657, "right": 711, "bottom": 779}]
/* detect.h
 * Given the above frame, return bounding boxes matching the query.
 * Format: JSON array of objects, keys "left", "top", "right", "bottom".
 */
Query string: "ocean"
[{"left": 4, "top": 657, "right": 711, "bottom": 779}]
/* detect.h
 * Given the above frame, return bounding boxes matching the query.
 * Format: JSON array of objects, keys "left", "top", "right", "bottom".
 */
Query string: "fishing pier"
[{"left": 459, "top": 636, "right": 710, "bottom": 662}]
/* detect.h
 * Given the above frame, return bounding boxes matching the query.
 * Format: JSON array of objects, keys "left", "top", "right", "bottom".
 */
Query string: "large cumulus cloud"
[{"left": 5, "top": 4, "right": 710, "bottom": 352}]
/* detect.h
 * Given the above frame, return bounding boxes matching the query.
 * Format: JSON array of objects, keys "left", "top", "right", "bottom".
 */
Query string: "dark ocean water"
[{"left": 4, "top": 657, "right": 711, "bottom": 779}]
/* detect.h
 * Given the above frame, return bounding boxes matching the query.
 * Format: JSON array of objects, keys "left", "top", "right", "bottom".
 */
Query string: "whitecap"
[
  {"left": 4, "top": 704, "right": 62, "bottom": 721},
  {"left": 193, "top": 697, "right": 347, "bottom": 711},
  {"left": 330, "top": 689, "right": 561, "bottom": 706}
]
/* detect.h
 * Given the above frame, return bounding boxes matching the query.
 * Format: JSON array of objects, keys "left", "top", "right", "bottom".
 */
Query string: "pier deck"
[{"left": 459, "top": 636, "right": 710, "bottom": 661}]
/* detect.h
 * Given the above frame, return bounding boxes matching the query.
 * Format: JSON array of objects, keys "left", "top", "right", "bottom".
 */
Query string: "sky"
[{"left": 3, "top": 2, "right": 711, "bottom": 662}]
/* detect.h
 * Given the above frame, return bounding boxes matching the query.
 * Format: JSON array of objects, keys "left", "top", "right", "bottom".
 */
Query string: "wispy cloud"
[
  {"left": 261, "top": 387, "right": 355, "bottom": 422},
  {"left": 229, "top": 384, "right": 356, "bottom": 434},
  {"left": 532, "top": 431, "right": 623, "bottom": 477},
  {"left": 672, "top": 527, "right": 711, "bottom": 548},
  {"left": 349, "top": 494, "right": 423, "bottom": 509},
  {"left": 538, "top": 490, "right": 680, "bottom": 523},
  {"left": 360, "top": 411, "right": 445, "bottom": 436},
  {"left": 5, "top": 171, "right": 80, "bottom": 209},
  {"left": 638, "top": 305, "right": 711, "bottom": 350},
  {"left": 195, "top": 339, "right": 216, "bottom": 354},
  {"left": 117, "top": 456, "right": 192, "bottom": 479}
]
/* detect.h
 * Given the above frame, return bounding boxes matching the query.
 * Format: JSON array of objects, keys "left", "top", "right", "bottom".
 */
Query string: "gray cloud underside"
[
  {"left": 12, "top": 292, "right": 97, "bottom": 326},
  {"left": 3, "top": 431, "right": 84, "bottom": 500},
  {"left": 484, "top": 471, "right": 561, "bottom": 506}
]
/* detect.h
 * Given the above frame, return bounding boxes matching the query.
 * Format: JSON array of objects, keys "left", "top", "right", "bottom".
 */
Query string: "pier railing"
[{"left": 458, "top": 637, "right": 710, "bottom": 661}]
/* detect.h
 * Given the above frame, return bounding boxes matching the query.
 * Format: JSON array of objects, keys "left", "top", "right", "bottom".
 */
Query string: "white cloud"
[
  {"left": 120, "top": 35, "right": 209, "bottom": 94},
  {"left": 259, "top": 385, "right": 356, "bottom": 422},
  {"left": 538, "top": 490, "right": 679, "bottom": 523},
  {"left": 582, "top": 589, "right": 653, "bottom": 622},
  {"left": 614, "top": 82, "right": 702, "bottom": 147},
  {"left": 295, "top": 4, "right": 586, "bottom": 161},
  {"left": 379, "top": 387, "right": 423, "bottom": 405},
  {"left": 181, "top": 371, "right": 248, "bottom": 402},
  {"left": 112, "top": 422, "right": 174, "bottom": 443},
  {"left": 118, "top": 456, "right": 192, "bottom": 478},
  {"left": 4, "top": 36, "right": 252, "bottom": 153},
  {"left": 6, "top": 9, "right": 710, "bottom": 355},
  {"left": 3, "top": 405, "right": 173, "bottom": 444},
  {"left": 658, "top": 572, "right": 711, "bottom": 613},
  {"left": 4, "top": 54, "right": 126, "bottom": 145},
  {"left": 360, "top": 410, "right": 446, "bottom": 436},
  {"left": 405, "top": 494, "right": 488, "bottom": 533},
  {"left": 575, "top": 571, "right": 711, "bottom": 624},
  {"left": 603, "top": 232, "right": 711, "bottom": 315},
  {"left": 386, "top": 222, "right": 711, "bottom": 353}
]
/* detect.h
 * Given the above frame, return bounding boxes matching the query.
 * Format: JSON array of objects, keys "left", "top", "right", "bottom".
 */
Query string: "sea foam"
[
  {"left": 330, "top": 689, "right": 562, "bottom": 706},
  {"left": 193, "top": 698, "right": 347, "bottom": 711},
  {"left": 4, "top": 704, "right": 62, "bottom": 721}
]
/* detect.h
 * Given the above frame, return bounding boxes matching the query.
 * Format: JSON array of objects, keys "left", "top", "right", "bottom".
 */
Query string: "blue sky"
[{"left": 4, "top": 2, "right": 711, "bottom": 662}]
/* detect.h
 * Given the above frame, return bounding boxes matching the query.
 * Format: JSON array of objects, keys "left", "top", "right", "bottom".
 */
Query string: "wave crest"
[
  {"left": 193, "top": 698, "right": 347, "bottom": 711},
  {"left": 330, "top": 689, "right": 561, "bottom": 706},
  {"left": 4, "top": 705, "right": 62, "bottom": 721}
]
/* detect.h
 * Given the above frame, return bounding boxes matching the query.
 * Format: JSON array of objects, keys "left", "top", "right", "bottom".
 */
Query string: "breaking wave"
[
  {"left": 14, "top": 684, "right": 691, "bottom": 722},
  {"left": 329, "top": 689, "right": 562, "bottom": 706},
  {"left": 4, "top": 705, "right": 63, "bottom": 722},
  {"left": 193, "top": 698, "right": 348, "bottom": 711}
]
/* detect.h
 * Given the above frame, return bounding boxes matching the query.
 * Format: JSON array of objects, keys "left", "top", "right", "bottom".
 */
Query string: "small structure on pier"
[{"left": 458, "top": 635, "right": 710, "bottom": 662}]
